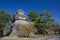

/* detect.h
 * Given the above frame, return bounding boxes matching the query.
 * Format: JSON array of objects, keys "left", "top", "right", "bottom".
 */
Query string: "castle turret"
[{"left": 14, "top": 10, "right": 27, "bottom": 21}]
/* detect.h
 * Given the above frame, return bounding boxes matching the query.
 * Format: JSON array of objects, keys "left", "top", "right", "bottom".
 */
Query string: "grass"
[
  {"left": 18, "top": 34, "right": 59, "bottom": 38},
  {"left": 0, "top": 34, "right": 59, "bottom": 39}
]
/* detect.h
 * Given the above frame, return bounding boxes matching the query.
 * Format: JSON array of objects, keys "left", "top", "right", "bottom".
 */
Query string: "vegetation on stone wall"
[{"left": 19, "top": 22, "right": 36, "bottom": 37}]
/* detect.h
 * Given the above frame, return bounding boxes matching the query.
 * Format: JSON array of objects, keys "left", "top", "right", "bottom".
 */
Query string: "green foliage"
[
  {"left": 39, "top": 11, "right": 52, "bottom": 22},
  {"left": 34, "top": 10, "right": 55, "bottom": 34},
  {"left": 28, "top": 11, "right": 38, "bottom": 22},
  {"left": 0, "top": 10, "right": 13, "bottom": 37},
  {"left": 34, "top": 10, "right": 59, "bottom": 34}
]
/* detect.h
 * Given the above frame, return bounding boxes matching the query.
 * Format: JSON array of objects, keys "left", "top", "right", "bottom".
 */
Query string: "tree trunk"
[
  {"left": 27, "top": 33, "right": 30, "bottom": 38},
  {"left": 0, "top": 31, "right": 3, "bottom": 37},
  {"left": 54, "top": 31, "right": 56, "bottom": 34}
]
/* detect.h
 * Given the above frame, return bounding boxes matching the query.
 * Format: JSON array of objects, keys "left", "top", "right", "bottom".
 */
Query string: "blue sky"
[{"left": 0, "top": 0, "right": 60, "bottom": 24}]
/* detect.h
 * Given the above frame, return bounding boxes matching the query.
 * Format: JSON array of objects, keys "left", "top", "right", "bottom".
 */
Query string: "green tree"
[
  {"left": 34, "top": 10, "right": 53, "bottom": 34},
  {"left": 47, "top": 19, "right": 55, "bottom": 28},
  {"left": 0, "top": 10, "right": 13, "bottom": 37},
  {"left": 54, "top": 24, "right": 58, "bottom": 34},
  {"left": 47, "top": 19, "right": 58, "bottom": 34},
  {"left": 28, "top": 11, "right": 38, "bottom": 22}
]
